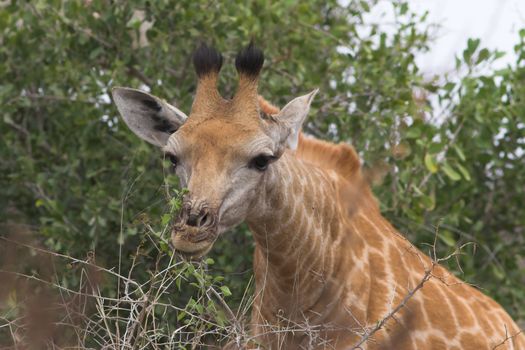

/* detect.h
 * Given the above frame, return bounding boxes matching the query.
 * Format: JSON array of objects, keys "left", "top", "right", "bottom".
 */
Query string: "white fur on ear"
[
  {"left": 112, "top": 87, "right": 187, "bottom": 147},
  {"left": 278, "top": 88, "right": 319, "bottom": 150}
]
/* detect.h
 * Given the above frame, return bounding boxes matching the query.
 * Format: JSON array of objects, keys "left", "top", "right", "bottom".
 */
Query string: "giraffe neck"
[{"left": 246, "top": 151, "right": 359, "bottom": 320}]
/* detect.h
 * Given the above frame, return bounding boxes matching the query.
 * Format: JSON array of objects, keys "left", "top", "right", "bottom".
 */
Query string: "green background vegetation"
[{"left": 1, "top": 0, "right": 524, "bottom": 347}]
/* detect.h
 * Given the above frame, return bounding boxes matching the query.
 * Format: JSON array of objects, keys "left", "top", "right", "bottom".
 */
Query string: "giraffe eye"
[{"left": 251, "top": 154, "right": 274, "bottom": 171}]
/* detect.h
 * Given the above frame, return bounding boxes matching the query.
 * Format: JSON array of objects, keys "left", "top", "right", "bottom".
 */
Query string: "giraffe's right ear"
[{"left": 112, "top": 87, "right": 188, "bottom": 147}]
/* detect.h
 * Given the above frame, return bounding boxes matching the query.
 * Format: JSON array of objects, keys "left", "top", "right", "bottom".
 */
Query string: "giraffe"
[{"left": 112, "top": 43, "right": 524, "bottom": 349}]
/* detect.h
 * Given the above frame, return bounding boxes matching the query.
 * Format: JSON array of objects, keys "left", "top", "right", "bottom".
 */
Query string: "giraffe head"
[{"left": 112, "top": 43, "right": 317, "bottom": 257}]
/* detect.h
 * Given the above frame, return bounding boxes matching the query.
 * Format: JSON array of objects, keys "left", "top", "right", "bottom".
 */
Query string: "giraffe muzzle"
[{"left": 171, "top": 201, "right": 218, "bottom": 258}]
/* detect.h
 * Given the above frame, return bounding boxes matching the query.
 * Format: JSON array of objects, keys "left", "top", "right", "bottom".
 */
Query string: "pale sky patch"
[{"left": 364, "top": 0, "right": 525, "bottom": 75}]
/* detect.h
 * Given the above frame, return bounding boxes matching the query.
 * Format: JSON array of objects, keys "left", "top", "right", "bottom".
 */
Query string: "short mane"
[{"left": 296, "top": 133, "right": 362, "bottom": 182}]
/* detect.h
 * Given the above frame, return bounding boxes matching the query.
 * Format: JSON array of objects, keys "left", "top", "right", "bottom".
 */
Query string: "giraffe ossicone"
[{"left": 112, "top": 43, "right": 524, "bottom": 349}]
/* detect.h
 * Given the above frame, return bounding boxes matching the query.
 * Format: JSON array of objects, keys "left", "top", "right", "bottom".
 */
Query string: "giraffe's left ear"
[{"left": 276, "top": 89, "right": 318, "bottom": 150}]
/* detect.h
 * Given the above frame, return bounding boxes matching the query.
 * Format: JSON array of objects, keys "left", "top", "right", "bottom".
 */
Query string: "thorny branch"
[
  {"left": 350, "top": 266, "right": 433, "bottom": 349},
  {"left": 493, "top": 327, "right": 524, "bottom": 349},
  {"left": 0, "top": 236, "right": 237, "bottom": 349},
  {"left": 350, "top": 223, "right": 466, "bottom": 349}
]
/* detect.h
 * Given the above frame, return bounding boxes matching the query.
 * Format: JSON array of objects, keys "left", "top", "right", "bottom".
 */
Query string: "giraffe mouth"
[{"left": 170, "top": 224, "right": 218, "bottom": 258}]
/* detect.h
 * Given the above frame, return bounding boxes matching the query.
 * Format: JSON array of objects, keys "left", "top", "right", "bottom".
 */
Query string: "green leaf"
[
  {"left": 195, "top": 303, "right": 204, "bottom": 314},
  {"left": 220, "top": 286, "right": 232, "bottom": 297},
  {"left": 420, "top": 193, "right": 435, "bottom": 211},
  {"left": 492, "top": 265, "right": 506, "bottom": 280},
  {"left": 468, "top": 38, "right": 480, "bottom": 54},
  {"left": 424, "top": 153, "right": 438, "bottom": 173},
  {"left": 159, "top": 241, "right": 169, "bottom": 252},
  {"left": 428, "top": 143, "right": 443, "bottom": 154},
  {"left": 214, "top": 276, "right": 224, "bottom": 282},
  {"left": 442, "top": 163, "right": 461, "bottom": 181},
  {"left": 399, "top": 3, "right": 408, "bottom": 15},
  {"left": 161, "top": 214, "right": 171, "bottom": 226},
  {"left": 439, "top": 230, "right": 456, "bottom": 247},
  {"left": 477, "top": 48, "right": 490, "bottom": 64},
  {"left": 456, "top": 163, "right": 471, "bottom": 181},
  {"left": 444, "top": 82, "right": 455, "bottom": 92},
  {"left": 405, "top": 127, "right": 421, "bottom": 139},
  {"left": 453, "top": 145, "right": 466, "bottom": 161},
  {"left": 126, "top": 17, "right": 142, "bottom": 29},
  {"left": 177, "top": 311, "right": 186, "bottom": 321}
]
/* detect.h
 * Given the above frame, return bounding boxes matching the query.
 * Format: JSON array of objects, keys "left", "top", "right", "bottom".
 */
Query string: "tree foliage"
[{"left": 1, "top": 0, "right": 524, "bottom": 346}]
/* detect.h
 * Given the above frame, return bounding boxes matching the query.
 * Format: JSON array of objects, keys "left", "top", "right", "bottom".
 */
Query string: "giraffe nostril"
[
  {"left": 181, "top": 202, "right": 215, "bottom": 228},
  {"left": 186, "top": 214, "right": 199, "bottom": 227},
  {"left": 199, "top": 213, "right": 208, "bottom": 226},
  {"left": 185, "top": 211, "right": 213, "bottom": 227}
]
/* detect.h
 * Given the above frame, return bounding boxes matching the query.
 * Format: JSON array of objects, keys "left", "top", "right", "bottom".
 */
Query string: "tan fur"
[
  {"left": 234, "top": 78, "right": 260, "bottom": 114},
  {"left": 192, "top": 74, "right": 226, "bottom": 117}
]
